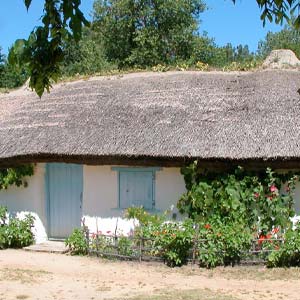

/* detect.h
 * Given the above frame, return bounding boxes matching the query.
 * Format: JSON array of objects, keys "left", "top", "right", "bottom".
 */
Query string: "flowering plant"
[{"left": 178, "top": 163, "right": 297, "bottom": 234}]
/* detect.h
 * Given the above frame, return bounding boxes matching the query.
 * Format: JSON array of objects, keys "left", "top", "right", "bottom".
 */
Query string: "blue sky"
[{"left": 0, "top": 0, "right": 284, "bottom": 55}]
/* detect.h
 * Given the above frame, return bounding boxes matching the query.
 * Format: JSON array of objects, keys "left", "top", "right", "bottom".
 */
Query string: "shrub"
[
  {"left": 141, "top": 220, "right": 194, "bottom": 267},
  {"left": 195, "top": 61, "right": 209, "bottom": 71},
  {"left": 125, "top": 206, "right": 165, "bottom": 227},
  {"left": 118, "top": 236, "right": 134, "bottom": 257},
  {"left": 0, "top": 205, "right": 7, "bottom": 224},
  {"left": 65, "top": 228, "right": 88, "bottom": 255},
  {"left": 178, "top": 163, "right": 297, "bottom": 234},
  {"left": 197, "top": 220, "right": 252, "bottom": 268},
  {"left": 0, "top": 206, "right": 35, "bottom": 249},
  {"left": 5, "top": 215, "right": 35, "bottom": 248},
  {"left": 267, "top": 223, "right": 300, "bottom": 267}
]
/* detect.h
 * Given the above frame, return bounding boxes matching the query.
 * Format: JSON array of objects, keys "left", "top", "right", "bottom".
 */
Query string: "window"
[{"left": 112, "top": 167, "right": 161, "bottom": 210}]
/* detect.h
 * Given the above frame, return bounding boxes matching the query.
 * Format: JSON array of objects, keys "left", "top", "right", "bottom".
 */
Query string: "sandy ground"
[{"left": 0, "top": 249, "right": 300, "bottom": 300}]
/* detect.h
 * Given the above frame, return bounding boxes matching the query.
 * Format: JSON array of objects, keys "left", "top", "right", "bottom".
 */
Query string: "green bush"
[
  {"left": 118, "top": 236, "right": 134, "bottom": 257},
  {"left": 5, "top": 215, "right": 35, "bottom": 248},
  {"left": 178, "top": 163, "right": 297, "bottom": 233},
  {"left": 197, "top": 219, "right": 252, "bottom": 268},
  {"left": 66, "top": 228, "right": 88, "bottom": 255},
  {"left": 0, "top": 206, "right": 35, "bottom": 249},
  {"left": 267, "top": 223, "right": 300, "bottom": 267},
  {"left": 141, "top": 219, "right": 194, "bottom": 267},
  {"left": 125, "top": 206, "right": 165, "bottom": 226}
]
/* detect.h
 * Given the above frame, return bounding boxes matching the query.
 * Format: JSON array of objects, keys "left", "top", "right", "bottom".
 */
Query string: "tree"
[
  {"left": 92, "top": 0, "right": 206, "bottom": 67},
  {"left": 0, "top": 46, "right": 28, "bottom": 89},
  {"left": 9, "top": 0, "right": 89, "bottom": 97},
  {"left": 6, "top": 0, "right": 300, "bottom": 96},
  {"left": 232, "top": 0, "right": 300, "bottom": 28},
  {"left": 61, "top": 27, "right": 114, "bottom": 76},
  {"left": 0, "top": 47, "right": 5, "bottom": 76},
  {"left": 258, "top": 24, "right": 300, "bottom": 58}
]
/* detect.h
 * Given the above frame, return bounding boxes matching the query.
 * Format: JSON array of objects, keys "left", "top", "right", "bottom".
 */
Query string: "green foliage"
[
  {"left": 0, "top": 165, "right": 34, "bottom": 190},
  {"left": 190, "top": 36, "right": 256, "bottom": 68},
  {"left": 232, "top": 0, "right": 300, "bottom": 29},
  {"left": 0, "top": 47, "right": 28, "bottom": 89},
  {"left": 126, "top": 207, "right": 195, "bottom": 266},
  {"left": 3, "top": 0, "right": 300, "bottom": 96},
  {"left": 0, "top": 206, "right": 8, "bottom": 249},
  {"left": 222, "top": 60, "right": 261, "bottom": 71},
  {"left": 258, "top": 24, "right": 300, "bottom": 59},
  {"left": 65, "top": 228, "right": 88, "bottom": 255},
  {"left": 9, "top": 0, "right": 89, "bottom": 97},
  {"left": 178, "top": 163, "right": 296, "bottom": 233},
  {"left": 267, "top": 223, "right": 300, "bottom": 267},
  {"left": 5, "top": 215, "right": 35, "bottom": 248},
  {"left": 125, "top": 206, "right": 164, "bottom": 226},
  {"left": 0, "top": 206, "right": 35, "bottom": 249},
  {"left": 93, "top": 0, "right": 206, "bottom": 68},
  {"left": 117, "top": 236, "right": 134, "bottom": 256},
  {"left": 197, "top": 219, "right": 252, "bottom": 268},
  {"left": 61, "top": 28, "right": 115, "bottom": 77},
  {"left": 140, "top": 219, "right": 194, "bottom": 267}
]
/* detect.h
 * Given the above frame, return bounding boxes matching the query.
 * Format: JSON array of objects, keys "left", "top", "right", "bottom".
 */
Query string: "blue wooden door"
[
  {"left": 119, "top": 171, "right": 153, "bottom": 209},
  {"left": 46, "top": 163, "right": 83, "bottom": 239}
]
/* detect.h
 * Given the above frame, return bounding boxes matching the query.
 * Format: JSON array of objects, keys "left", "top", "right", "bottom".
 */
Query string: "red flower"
[
  {"left": 270, "top": 185, "right": 278, "bottom": 193},
  {"left": 204, "top": 224, "right": 211, "bottom": 230},
  {"left": 266, "top": 233, "right": 272, "bottom": 240},
  {"left": 267, "top": 195, "right": 273, "bottom": 200},
  {"left": 272, "top": 227, "right": 279, "bottom": 234},
  {"left": 254, "top": 192, "right": 260, "bottom": 199},
  {"left": 258, "top": 234, "right": 266, "bottom": 245}
]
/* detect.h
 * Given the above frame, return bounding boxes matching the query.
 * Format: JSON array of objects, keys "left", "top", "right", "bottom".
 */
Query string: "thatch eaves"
[{"left": 1, "top": 70, "right": 300, "bottom": 167}]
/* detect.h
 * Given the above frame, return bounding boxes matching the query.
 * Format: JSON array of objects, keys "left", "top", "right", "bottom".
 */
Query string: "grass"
[
  {"left": 0, "top": 268, "right": 51, "bottom": 284},
  {"left": 177, "top": 265, "right": 300, "bottom": 281},
  {"left": 113, "top": 288, "right": 239, "bottom": 300}
]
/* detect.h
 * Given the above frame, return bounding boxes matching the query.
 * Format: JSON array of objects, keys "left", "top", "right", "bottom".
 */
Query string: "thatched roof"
[{"left": 1, "top": 69, "right": 300, "bottom": 166}]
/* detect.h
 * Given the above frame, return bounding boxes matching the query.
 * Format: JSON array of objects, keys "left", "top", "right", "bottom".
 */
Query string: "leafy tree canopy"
[
  {"left": 9, "top": 0, "right": 89, "bottom": 97},
  {"left": 232, "top": 0, "right": 300, "bottom": 28},
  {"left": 258, "top": 23, "right": 300, "bottom": 58},
  {"left": 5, "top": 0, "right": 300, "bottom": 96},
  {"left": 93, "top": 0, "right": 206, "bottom": 67}
]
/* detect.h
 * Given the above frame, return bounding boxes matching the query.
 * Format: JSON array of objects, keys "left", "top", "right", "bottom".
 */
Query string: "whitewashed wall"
[
  {"left": 82, "top": 166, "right": 186, "bottom": 235},
  {"left": 1, "top": 163, "right": 300, "bottom": 243},
  {"left": 0, "top": 163, "right": 47, "bottom": 243},
  {"left": 292, "top": 182, "right": 300, "bottom": 213}
]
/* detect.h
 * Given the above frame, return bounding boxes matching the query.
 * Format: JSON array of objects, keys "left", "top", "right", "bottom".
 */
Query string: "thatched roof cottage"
[{"left": 1, "top": 50, "right": 300, "bottom": 242}]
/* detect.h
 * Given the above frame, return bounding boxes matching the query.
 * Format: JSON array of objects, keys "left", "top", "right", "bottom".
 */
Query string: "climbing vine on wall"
[
  {"left": 0, "top": 164, "right": 34, "bottom": 190},
  {"left": 177, "top": 162, "right": 299, "bottom": 233}
]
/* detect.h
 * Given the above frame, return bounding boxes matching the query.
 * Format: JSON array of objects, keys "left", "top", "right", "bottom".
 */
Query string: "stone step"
[{"left": 23, "top": 241, "right": 68, "bottom": 254}]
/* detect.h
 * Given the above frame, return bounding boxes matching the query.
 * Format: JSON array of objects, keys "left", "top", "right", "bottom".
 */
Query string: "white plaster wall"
[
  {"left": 0, "top": 163, "right": 47, "bottom": 243},
  {"left": 82, "top": 166, "right": 186, "bottom": 235},
  {"left": 155, "top": 167, "right": 186, "bottom": 218},
  {"left": 292, "top": 182, "right": 300, "bottom": 214}
]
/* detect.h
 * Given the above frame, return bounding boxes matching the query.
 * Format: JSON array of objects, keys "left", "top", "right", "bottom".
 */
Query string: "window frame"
[{"left": 111, "top": 167, "right": 162, "bottom": 210}]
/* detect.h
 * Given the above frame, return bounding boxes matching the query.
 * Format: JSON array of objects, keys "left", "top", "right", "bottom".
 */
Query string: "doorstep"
[{"left": 23, "top": 240, "right": 68, "bottom": 254}]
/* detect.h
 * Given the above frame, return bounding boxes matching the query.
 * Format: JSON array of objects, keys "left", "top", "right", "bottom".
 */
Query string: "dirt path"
[{"left": 0, "top": 249, "right": 299, "bottom": 300}]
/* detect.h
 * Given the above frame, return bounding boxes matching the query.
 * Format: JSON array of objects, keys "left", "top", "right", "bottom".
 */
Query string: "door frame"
[{"left": 45, "top": 163, "right": 83, "bottom": 239}]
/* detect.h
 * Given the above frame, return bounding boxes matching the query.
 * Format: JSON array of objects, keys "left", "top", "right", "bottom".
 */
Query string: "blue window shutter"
[{"left": 119, "top": 170, "right": 154, "bottom": 209}]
